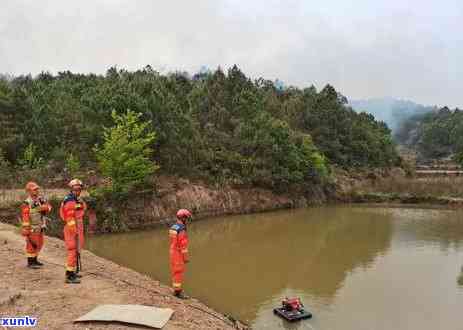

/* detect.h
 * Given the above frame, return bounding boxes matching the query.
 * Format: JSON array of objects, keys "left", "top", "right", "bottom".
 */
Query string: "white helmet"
[{"left": 68, "top": 178, "right": 83, "bottom": 189}]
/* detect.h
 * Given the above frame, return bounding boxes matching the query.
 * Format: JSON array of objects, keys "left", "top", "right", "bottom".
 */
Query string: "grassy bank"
[
  {"left": 339, "top": 174, "right": 463, "bottom": 206},
  {"left": 356, "top": 176, "right": 463, "bottom": 198}
]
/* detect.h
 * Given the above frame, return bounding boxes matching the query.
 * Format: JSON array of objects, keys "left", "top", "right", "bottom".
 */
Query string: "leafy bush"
[
  {"left": 0, "top": 147, "right": 12, "bottom": 185},
  {"left": 94, "top": 110, "right": 158, "bottom": 194},
  {"left": 455, "top": 151, "right": 463, "bottom": 166},
  {"left": 65, "top": 153, "right": 81, "bottom": 177},
  {"left": 18, "top": 143, "right": 43, "bottom": 170}
]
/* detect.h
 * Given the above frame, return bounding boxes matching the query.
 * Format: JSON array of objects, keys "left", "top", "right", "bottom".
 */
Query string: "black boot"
[
  {"left": 27, "top": 257, "right": 40, "bottom": 269},
  {"left": 174, "top": 290, "right": 189, "bottom": 300},
  {"left": 65, "top": 271, "right": 81, "bottom": 284},
  {"left": 33, "top": 257, "right": 43, "bottom": 267}
]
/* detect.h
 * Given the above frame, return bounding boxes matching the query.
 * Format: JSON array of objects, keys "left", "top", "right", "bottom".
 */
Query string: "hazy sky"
[{"left": 1, "top": 0, "right": 462, "bottom": 107}]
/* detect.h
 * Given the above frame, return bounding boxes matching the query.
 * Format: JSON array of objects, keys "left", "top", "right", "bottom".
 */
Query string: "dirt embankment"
[
  {"left": 115, "top": 176, "right": 328, "bottom": 230},
  {"left": 0, "top": 223, "right": 246, "bottom": 330},
  {"left": 0, "top": 176, "right": 330, "bottom": 233},
  {"left": 4, "top": 169, "right": 463, "bottom": 234}
]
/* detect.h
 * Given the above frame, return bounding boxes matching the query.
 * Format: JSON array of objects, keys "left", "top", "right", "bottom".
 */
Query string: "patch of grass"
[{"left": 357, "top": 176, "right": 463, "bottom": 198}]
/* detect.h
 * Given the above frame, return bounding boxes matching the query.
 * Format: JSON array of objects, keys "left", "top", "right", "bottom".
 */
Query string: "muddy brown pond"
[{"left": 87, "top": 206, "right": 463, "bottom": 329}]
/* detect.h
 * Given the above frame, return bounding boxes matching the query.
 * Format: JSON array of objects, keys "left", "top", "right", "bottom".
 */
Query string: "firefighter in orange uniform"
[
  {"left": 169, "top": 209, "right": 192, "bottom": 299},
  {"left": 60, "top": 179, "right": 87, "bottom": 284},
  {"left": 21, "top": 182, "right": 52, "bottom": 269}
]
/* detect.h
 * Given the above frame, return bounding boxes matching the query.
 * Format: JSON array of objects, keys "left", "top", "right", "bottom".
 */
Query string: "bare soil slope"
[{"left": 0, "top": 223, "right": 243, "bottom": 330}]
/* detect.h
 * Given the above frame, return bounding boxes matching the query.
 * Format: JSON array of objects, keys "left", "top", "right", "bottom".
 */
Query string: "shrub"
[
  {"left": 18, "top": 143, "right": 43, "bottom": 170},
  {"left": 65, "top": 153, "right": 81, "bottom": 178},
  {"left": 0, "top": 148, "right": 12, "bottom": 185},
  {"left": 94, "top": 110, "right": 159, "bottom": 195}
]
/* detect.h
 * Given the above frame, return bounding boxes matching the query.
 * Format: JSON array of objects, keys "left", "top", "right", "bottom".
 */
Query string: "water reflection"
[
  {"left": 391, "top": 208, "right": 463, "bottom": 250},
  {"left": 88, "top": 207, "right": 393, "bottom": 322},
  {"left": 87, "top": 206, "right": 463, "bottom": 329}
]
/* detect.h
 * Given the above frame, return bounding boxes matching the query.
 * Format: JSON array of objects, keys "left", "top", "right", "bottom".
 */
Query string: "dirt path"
[{"left": 0, "top": 223, "right": 242, "bottom": 330}]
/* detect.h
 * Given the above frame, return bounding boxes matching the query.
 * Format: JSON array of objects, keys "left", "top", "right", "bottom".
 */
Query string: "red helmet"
[{"left": 176, "top": 209, "right": 192, "bottom": 220}]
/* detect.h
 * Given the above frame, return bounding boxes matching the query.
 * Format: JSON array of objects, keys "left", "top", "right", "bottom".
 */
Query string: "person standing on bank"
[
  {"left": 21, "top": 182, "right": 52, "bottom": 269},
  {"left": 169, "top": 209, "right": 192, "bottom": 299},
  {"left": 60, "top": 179, "right": 87, "bottom": 284}
]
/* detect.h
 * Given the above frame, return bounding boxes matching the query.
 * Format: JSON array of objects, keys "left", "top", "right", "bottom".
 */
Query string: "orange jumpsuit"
[
  {"left": 169, "top": 222, "right": 189, "bottom": 292},
  {"left": 60, "top": 193, "right": 87, "bottom": 272},
  {"left": 21, "top": 197, "right": 52, "bottom": 258}
]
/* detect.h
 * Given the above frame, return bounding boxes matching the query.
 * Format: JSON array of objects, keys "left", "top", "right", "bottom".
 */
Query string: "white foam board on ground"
[{"left": 75, "top": 304, "right": 174, "bottom": 329}]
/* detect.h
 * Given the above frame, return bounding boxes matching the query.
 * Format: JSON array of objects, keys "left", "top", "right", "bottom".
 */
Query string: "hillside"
[
  {"left": 0, "top": 66, "right": 399, "bottom": 191},
  {"left": 394, "top": 107, "right": 463, "bottom": 163},
  {"left": 349, "top": 98, "right": 435, "bottom": 133}
]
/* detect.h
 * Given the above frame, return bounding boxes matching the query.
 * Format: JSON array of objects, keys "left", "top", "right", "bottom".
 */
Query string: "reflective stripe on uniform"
[
  {"left": 67, "top": 220, "right": 76, "bottom": 226},
  {"left": 169, "top": 230, "right": 178, "bottom": 236},
  {"left": 26, "top": 252, "right": 37, "bottom": 257},
  {"left": 181, "top": 249, "right": 188, "bottom": 253},
  {"left": 22, "top": 222, "right": 31, "bottom": 227},
  {"left": 28, "top": 204, "right": 43, "bottom": 227},
  {"left": 66, "top": 265, "right": 76, "bottom": 272},
  {"left": 173, "top": 282, "right": 182, "bottom": 288}
]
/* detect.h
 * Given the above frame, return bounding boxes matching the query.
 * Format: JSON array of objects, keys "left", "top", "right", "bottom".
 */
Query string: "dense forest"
[
  {"left": 395, "top": 107, "right": 463, "bottom": 162},
  {"left": 0, "top": 66, "right": 399, "bottom": 191}
]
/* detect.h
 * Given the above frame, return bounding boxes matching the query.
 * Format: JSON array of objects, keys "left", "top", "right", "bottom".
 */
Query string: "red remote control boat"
[{"left": 273, "top": 297, "right": 312, "bottom": 322}]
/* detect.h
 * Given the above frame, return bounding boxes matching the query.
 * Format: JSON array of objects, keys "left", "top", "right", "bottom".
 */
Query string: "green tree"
[
  {"left": 0, "top": 81, "right": 29, "bottom": 163},
  {"left": 94, "top": 110, "right": 158, "bottom": 194},
  {"left": 1, "top": 66, "right": 399, "bottom": 189},
  {"left": 0, "top": 147, "right": 11, "bottom": 185},
  {"left": 65, "top": 153, "right": 81, "bottom": 178},
  {"left": 397, "top": 107, "right": 463, "bottom": 161},
  {"left": 455, "top": 153, "right": 463, "bottom": 165},
  {"left": 18, "top": 143, "right": 43, "bottom": 169}
]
